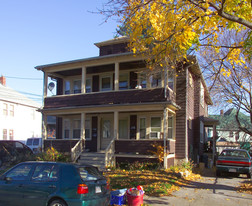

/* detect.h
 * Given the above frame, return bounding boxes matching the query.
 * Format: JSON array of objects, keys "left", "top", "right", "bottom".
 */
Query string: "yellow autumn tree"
[{"left": 102, "top": 0, "right": 251, "bottom": 68}]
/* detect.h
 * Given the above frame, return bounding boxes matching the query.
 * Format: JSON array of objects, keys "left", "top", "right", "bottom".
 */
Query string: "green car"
[
  {"left": 216, "top": 149, "right": 252, "bottom": 178},
  {"left": 0, "top": 161, "right": 110, "bottom": 206}
]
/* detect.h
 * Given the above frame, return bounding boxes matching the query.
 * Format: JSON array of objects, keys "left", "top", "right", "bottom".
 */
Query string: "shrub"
[{"left": 36, "top": 147, "right": 70, "bottom": 162}]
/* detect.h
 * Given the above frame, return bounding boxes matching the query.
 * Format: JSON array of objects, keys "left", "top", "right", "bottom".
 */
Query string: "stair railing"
[
  {"left": 71, "top": 139, "right": 84, "bottom": 162},
  {"left": 105, "top": 136, "right": 116, "bottom": 168}
]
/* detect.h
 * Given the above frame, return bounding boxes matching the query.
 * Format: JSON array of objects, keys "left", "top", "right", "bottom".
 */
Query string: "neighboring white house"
[{"left": 0, "top": 76, "right": 42, "bottom": 141}]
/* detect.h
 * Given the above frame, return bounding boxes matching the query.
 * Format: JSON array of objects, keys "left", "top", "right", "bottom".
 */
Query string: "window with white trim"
[
  {"left": 119, "top": 119, "right": 128, "bottom": 139},
  {"left": 3, "top": 103, "right": 8, "bottom": 116},
  {"left": 3, "top": 129, "right": 7, "bottom": 140},
  {"left": 64, "top": 119, "right": 70, "bottom": 139},
  {"left": 168, "top": 116, "right": 173, "bottom": 139},
  {"left": 86, "top": 78, "right": 92, "bottom": 93},
  {"left": 73, "top": 80, "right": 81, "bottom": 94},
  {"left": 150, "top": 73, "right": 162, "bottom": 88},
  {"left": 73, "top": 120, "right": 81, "bottom": 139},
  {"left": 64, "top": 80, "right": 70, "bottom": 94},
  {"left": 138, "top": 72, "right": 147, "bottom": 88},
  {"left": 101, "top": 76, "right": 112, "bottom": 91},
  {"left": 10, "top": 105, "right": 14, "bottom": 117},
  {"left": 150, "top": 117, "right": 161, "bottom": 139},
  {"left": 139, "top": 118, "right": 146, "bottom": 139},
  {"left": 119, "top": 73, "right": 129, "bottom": 90}
]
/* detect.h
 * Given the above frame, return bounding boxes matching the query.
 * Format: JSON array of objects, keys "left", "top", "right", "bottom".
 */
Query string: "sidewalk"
[{"left": 143, "top": 169, "right": 252, "bottom": 206}]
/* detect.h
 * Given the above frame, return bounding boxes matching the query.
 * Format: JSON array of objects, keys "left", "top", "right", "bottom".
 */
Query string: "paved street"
[{"left": 144, "top": 174, "right": 252, "bottom": 206}]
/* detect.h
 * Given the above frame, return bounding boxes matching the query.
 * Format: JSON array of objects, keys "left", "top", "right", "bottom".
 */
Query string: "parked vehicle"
[
  {"left": 26, "top": 137, "right": 42, "bottom": 153},
  {"left": 0, "top": 140, "right": 33, "bottom": 167},
  {"left": 0, "top": 161, "right": 110, "bottom": 206},
  {"left": 216, "top": 149, "right": 252, "bottom": 178}
]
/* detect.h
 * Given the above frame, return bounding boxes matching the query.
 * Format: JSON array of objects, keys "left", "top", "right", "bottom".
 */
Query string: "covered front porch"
[{"left": 42, "top": 103, "right": 177, "bottom": 168}]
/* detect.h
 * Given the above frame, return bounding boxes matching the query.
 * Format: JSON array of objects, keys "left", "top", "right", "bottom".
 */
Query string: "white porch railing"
[
  {"left": 71, "top": 139, "right": 84, "bottom": 162},
  {"left": 105, "top": 136, "right": 116, "bottom": 168}
]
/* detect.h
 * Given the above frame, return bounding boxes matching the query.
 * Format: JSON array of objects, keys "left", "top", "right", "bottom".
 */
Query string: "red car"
[{"left": 216, "top": 149, "right": 252, "bottom": 178}]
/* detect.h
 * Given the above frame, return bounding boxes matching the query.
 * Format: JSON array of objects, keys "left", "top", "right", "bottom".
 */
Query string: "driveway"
[{"left": 144, "top": 170, "right": 252, "bottom": 206}]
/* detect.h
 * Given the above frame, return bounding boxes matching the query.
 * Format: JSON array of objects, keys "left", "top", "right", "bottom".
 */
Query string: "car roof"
[
  {"left": 20, "top": 161, "right": 96, "bottom": 168},
  {"left": 222, "top": 149, "right": 248, "bottom": 152}
]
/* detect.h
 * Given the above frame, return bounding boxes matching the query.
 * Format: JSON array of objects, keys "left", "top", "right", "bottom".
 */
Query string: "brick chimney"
[{"left": 0, "top": 75, "right": 6, "bottom": 86}]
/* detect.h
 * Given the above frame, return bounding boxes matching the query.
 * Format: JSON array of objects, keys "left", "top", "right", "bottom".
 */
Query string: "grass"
[{"left": 105, "top": 168, "right": 200, "bottom": 197}]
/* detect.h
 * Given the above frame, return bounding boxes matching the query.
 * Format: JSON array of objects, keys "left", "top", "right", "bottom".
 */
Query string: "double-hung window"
[
  {"left": 73, "top": 120, "right": 81, "bottom": 139},
  {"left": 139, "top": 118, "right": 146, "bottom": 139},
  {"left": 73, "top": 80, "right": 81, "bottom": 94},
  {"left": 85, "top": 119, "right": 91, "bottom": 140},
  {"left": 151, "top": 73, "right": 162, "bottom": 88},
  {"left": 119, "top": 73, "right": 129, "bottom": 90},
  {"left": 86, "top": 78, "right": 92, "bottom": 93},
  {"left": 101, "top": 76, "right": 112, "bottom": 91},
  {"left": 150, "top": 117, "right": 161, "bottom": 139},
  {"left": 64, "top": 119, "right": 70, "bottom": 139},
  {"left": 65, "top": 80, "right": 70, "bottom": 94}
]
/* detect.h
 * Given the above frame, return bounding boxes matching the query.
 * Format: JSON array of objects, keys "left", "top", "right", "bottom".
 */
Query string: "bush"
[
  {"left": 36, "top": 147, "right": 70, "bottom": 162},
  {"left": 117, "top": 161, "right": 160, "bottom": 171}
]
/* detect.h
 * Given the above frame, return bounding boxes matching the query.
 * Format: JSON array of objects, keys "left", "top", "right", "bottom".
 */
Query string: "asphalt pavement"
[{"left": 144, "top": 169, "right": 252, "bottom": 206}]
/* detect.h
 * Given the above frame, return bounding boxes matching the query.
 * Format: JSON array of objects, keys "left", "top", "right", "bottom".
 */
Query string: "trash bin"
[
  {"left": 126, "top": 187, "right": 144, "bottom": 206},
  {"left": 110, "top": 189, "right": 127, "bottom": 205}
]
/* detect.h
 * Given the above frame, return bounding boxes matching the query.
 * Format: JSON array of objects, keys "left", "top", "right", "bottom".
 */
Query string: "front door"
[{"left": 100, "top": 117, "right": 113, "bottom": 150}]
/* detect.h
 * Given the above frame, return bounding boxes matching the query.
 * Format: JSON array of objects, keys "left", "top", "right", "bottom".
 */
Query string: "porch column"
[
  {"left": 81, "top": 112, "right": 86, "bottom": 150},
  {"left": 43, "top": 72, "right": 48, "bottom": 97},
  {"left": 163, "top": 108, "right": 168, "bottom": 169},
  {"left": 115, "top": 62, "right": 119, "bottom": 91},
  {"left": 81, "top": 66, "right": 86, "bottom": 93},
  {"left": 114, "top": 111, "right": 119, "bottom": 140}
]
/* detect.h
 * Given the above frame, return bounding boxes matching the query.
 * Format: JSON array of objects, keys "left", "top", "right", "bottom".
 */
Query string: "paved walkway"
[{"left": 144, "top": 171, "right": 252, "bottom": 206}]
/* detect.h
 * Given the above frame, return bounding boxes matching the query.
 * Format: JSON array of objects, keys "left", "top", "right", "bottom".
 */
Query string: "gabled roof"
[
  {"left": 209, "top": 109, "right": 252, "bottom": 130},
  {"left": 0, "top": 84, "right": 41, "bottom": 108}
]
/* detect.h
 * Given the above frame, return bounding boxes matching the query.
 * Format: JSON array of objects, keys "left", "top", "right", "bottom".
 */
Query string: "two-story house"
[
  {"left": 35, "top": 37, "right": 213, "bottom": 168},
  {"left": 0, "top": 76, "right": 42, "bottom": 141}
]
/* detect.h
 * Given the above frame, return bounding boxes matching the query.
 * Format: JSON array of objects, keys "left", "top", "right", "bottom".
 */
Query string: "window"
[
  {"left": 9, "top": 129, "right": 14, "bottom": 140},
  {"left": 200, "top": 82, "right": 204, "bottom": 107},
  {"left": 32, "top": 164, "right": 59, "bottom": 181},
  {"left": 73, "top": 120, "right": 81, "bottom": 139},
  {"left": 138, "top": 72, "right": 147, "bottom": 88},
  {"left": 6, "top": 164, "right": 32, "bottom": 181},
  {"left": 3, "top": 129, "right": 7, "bottom": 140},
  {"left": 139, "top": 118, "right": 146, "bottom": 139},
  {"left": 168, "top": 116, "right": 173, "bottom": 139},
  {"left": 73, "top": 80, "right": 81, "bottom": 94},
  {"left": 119, "top": 73, "right": 129, "bottom": 90},
  {"left": 168, "top": 71, "right": 174, "bottom": 90},
  {"left": 9, "top": 105, "right": 14, "bottom": 117},
  {"left": 65, "top": 80, "right": 70, "bottom": 94},
  {"left": 150, "top": 117, "right": 161, "bottom": 139},
  {"left": 86, "top": 78, "right": 92, "bottom": 93},
  {"left": 151, "top": 73, "right": 162, "bottom": 88},
  {"left": 101, "top": 76, "right": 112, "bottom": 91},
  {"left": 102, "top": 120, "right": 111, "bottom": 138},
  {"left": 85, "top": 119, "right": 91, "bottom": 140},
  {"left": 3, "top": 103, "right": 8, "bottom": 116},
  {"left": 119, "top": 119, "right": 128, "bottom": 139},
  {"left": 64, "top": 119, "right": 70, "bottom": 139}
]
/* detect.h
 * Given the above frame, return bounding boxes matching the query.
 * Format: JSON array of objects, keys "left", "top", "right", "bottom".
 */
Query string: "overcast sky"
[{"left": 0, "top": 0, "right": 118, "bottom": 104}]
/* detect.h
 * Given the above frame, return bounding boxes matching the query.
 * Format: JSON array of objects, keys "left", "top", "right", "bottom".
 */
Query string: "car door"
[
  {"left": 21, "top": 163, "right": 60, "bottom": 206},
  {"left": 0, "top": 163, "right": 33, "bottom": 206}
]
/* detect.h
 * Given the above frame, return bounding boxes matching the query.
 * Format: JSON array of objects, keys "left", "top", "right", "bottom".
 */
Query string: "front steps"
[{"left": 77, "top": 152, "right": 106, "bottom": 170}]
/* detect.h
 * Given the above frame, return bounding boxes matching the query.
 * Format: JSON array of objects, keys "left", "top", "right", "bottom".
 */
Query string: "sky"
[{"left": 0, "top": 0, "right": 118, "bottom": 104}]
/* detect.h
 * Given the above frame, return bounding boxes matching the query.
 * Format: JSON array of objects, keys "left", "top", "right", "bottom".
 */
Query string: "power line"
[{"left": 5, "top": 76, "right": 42, "bottom": 80}]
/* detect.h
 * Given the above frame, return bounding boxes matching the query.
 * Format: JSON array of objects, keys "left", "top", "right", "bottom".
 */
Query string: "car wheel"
[
  {"left": 216, "top": 170, "right": 221, "bottom": 177},
  {"left": 49, "top": 199, "right": 67, "bottom": 206}
]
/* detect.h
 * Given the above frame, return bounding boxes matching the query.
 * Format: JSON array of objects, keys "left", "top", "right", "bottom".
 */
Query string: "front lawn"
[{"left": 105, "top": 162, "right": 201, "bottom": 197}]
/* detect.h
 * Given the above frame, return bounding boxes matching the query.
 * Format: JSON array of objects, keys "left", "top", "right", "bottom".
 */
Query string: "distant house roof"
[
  {"left": 209, "top": 108, "right": 252, "bottom": 131},
  {"left": 0, "top": 84, "right": 41, "bottom": 108}
]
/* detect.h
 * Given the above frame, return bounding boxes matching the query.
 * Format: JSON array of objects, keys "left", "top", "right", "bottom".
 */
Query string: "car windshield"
[
  {"left": 78, "top": 166, "right": 104, "bottom": 181},
  {"left": 220, "top": 150, "right": 249, "bottom": 158}
]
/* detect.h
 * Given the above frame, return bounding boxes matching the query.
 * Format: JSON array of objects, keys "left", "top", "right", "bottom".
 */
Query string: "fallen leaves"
[{"left": 237, "top": 181, "right": 252, "bottom": 195}]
